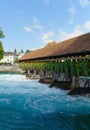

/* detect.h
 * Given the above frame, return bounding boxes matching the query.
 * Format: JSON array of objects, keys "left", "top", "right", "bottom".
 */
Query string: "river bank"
[{"left": 0, "top": 65, "right": 23, "bottom": 73}]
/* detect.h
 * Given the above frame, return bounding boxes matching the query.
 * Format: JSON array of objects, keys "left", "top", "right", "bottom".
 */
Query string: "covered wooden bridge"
[{"left": 19, "top": 33, "right": 90, "bottom": 94}]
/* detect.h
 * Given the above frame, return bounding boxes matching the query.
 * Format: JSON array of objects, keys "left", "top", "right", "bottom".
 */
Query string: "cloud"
[
  {"left": 58, "top": 25, "right": 83, "bottom": 41},
  {"left": 44, "top": 0, "right": 55, "bottom": 6},
  {"left": 24, "top": 17, "right": 43, "bottom": 32},
  {"left": 33, "top": 24, "right": 43, "bottom": 30},
  {"left": 24, "top": 26, "right": 32, "bottom": 32},
  {"left": 58, "top": 20, "right": 90, "bottom": 42},
  {"left": 32, "top": 16, "right": 39, "bottom": 23},
  {"left": 44, "top": 0, "right": 51, "bottom": 6},
  {"left": 84, "top": 21, "right": 90, "bottom": 29},
  {"left": 41, "top": 31, "right": 54, "bottom": 43},
  {"left": 79, "top": 0, "right": 90, "bottom": 7},
  {"left": 68, "top": 6, "right": 76, "bottom": 24},
  {"left": 68, "top": 6, "right": 75, "bottom": 15},
  {"left": 32, "top": 16, "right": 44, "bottom": 30}
]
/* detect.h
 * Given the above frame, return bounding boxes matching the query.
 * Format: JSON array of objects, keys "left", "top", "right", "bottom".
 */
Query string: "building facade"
[{"left": 0, "top": 52, "right": 18, "bottom": 64}]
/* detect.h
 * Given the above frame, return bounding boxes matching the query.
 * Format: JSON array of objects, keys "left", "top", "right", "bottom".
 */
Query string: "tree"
[
  {"left": 0, "top": 27, "right": 4, "bottom": 60},
  {"left": 14, "top": 49, "right": 17, "bottom": 54},
  {"left": 0, "top": 41, "right": 4, "bottom": 59},
  {"left": 26, "top": 49, "right": 31, "bottom": 53},
  {"left": 21, "top": 49, "right": 24, "bottom": 53},
  {"left": 14, "top": 57, "right": 19, "bottom": 63},
  {"left": 0, "top": 27, "right": 5, "bottom": 38}
]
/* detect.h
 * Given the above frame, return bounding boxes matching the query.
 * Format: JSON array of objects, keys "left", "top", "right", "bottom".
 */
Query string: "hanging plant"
[
  {"left": 60, "top": 61, "right": 63, "bottom": 73},
  {"left": 76, "top": 60, "right": 81, "bottom": 77},
  {"left": 70, "top": 60, "right": 74, "bottom": 77},
  {"left": 83, "top": 60, "right": 88, "bottom": 77},
  {"left": 65, "top": 60, "right": 68, "bottom": 77}
]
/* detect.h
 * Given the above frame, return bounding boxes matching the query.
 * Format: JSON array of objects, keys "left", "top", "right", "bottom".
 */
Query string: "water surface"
[{"left": 0, "top": 73, "right": 90, "bottom": 130}]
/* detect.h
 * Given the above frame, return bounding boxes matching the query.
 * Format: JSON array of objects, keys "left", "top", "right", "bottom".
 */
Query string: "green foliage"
[
  {"left": 26, "top": 49, "right": 31, "bottom": 53},
  {"left": 14, "top": 57, "right": 19, "bottom": 63},
  {"left": 19, "top": 62, "right": 45, "bottom": 70},
  {"left": 14, "top": 49, "right": 17, "bottom": 54},
  {"left": 0, "top": 27, "right": 4, "bottom": 60},
  {"left": 82, "top": 60, "right": 88, "bottom": 77},
  {"left": 0, "top": 27, "right": 5, "bottom": 38},
  {"left": 19, "top": 59, "right": 89, "bottom": 77},
  {"left": 0, "top": 41, "right": 4, "bottom": 59},
  {"left": 21, "top": 49, "right": 24, "bottom": 53}
]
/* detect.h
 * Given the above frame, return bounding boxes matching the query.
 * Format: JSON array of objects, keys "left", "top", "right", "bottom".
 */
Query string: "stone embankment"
[{"left": 0, "top": 65, "right": 23, "bottom": 73}]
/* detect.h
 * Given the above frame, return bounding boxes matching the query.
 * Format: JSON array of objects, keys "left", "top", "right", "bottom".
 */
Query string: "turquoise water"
[{"left": 0, "top": 74, "right": 90, "bottom": 130}]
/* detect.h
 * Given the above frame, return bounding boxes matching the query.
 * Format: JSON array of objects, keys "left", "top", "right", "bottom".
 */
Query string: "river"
[{"left": 0, "top": 73, "right": 90, "bottom": 130}]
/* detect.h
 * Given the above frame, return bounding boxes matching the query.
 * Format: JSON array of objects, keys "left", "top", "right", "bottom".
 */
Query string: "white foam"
[
  {"left": 0, "top": 73, "right": 90, "bottom": 115},
  {"left": 0, "top": 74, "right": 27, "bottom": 82}
]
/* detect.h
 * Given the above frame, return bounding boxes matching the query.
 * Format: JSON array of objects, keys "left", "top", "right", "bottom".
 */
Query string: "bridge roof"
[{"left": 19, "top": 33, "right": 90, "bottom": 61}]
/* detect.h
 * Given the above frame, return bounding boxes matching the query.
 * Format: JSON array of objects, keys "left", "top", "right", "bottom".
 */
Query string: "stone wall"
[{"left": 0, "top": 65, "right": 22, "bottom": 73}]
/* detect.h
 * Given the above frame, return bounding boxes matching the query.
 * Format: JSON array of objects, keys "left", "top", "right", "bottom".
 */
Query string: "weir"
[{"left": 19, "top": 33, "right": 90, "bottom": 95}]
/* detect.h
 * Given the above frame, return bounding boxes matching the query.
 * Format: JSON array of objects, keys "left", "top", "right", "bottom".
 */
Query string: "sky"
[{"left": 0, "top": 0, "right": 90, "bottom": 52}]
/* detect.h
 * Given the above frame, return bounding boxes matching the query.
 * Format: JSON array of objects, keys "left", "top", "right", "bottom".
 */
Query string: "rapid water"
[{"left": 0, "top": 73, "right": 90, "bottom": 130}]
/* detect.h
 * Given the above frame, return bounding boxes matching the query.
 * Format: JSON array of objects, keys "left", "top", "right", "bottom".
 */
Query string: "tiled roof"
[
  {"left": 19, "top": 33, "right": 90, "bottom": 61},
  {"left": 4, "top": 52, "right": 18, "bottom": 56}
]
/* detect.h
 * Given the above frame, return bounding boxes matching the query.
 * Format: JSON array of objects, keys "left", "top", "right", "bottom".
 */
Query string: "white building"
[
  {"left": 18, "top": 52, "right": 25, "bottom": 59},
  {"left": 0, "top": 52, "right": 18, "bottom": 64}
]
